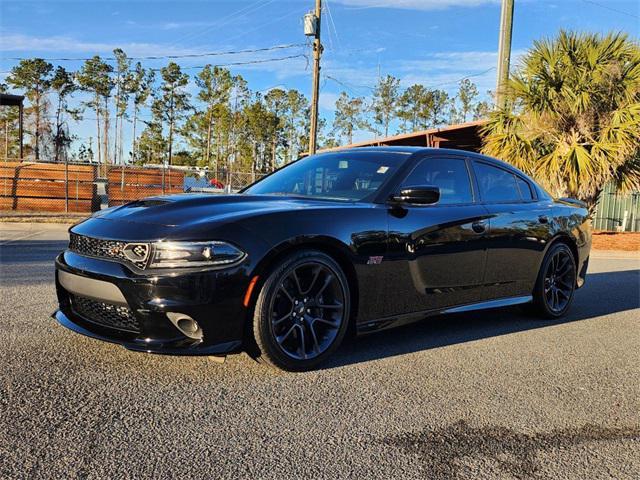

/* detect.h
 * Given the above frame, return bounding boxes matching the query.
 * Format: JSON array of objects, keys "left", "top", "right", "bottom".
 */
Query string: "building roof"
[
  {"left": 0, "top": 93, "right": 25, "bottom": 107},
  {"left": 321, "top": 119, "right": 487, "bottom": 153},
  {"left": 320, "top": 146, "right": 430, "bottom": 154}
]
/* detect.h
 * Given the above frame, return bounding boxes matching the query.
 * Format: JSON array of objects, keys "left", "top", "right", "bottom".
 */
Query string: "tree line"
[
  {"left": 1, "top": 30, "right": 636, "bottom": 212},
  {"left": 1, "top": 51, "right": 490, "bottom": 175},
  {"left": 331, "top": 76, "right": 490, "bottom": 146}
]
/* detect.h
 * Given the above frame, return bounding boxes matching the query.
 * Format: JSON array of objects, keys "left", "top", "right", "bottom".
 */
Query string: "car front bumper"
[{"left": 54, "top": 250, "right": 252, "bottom": 355}]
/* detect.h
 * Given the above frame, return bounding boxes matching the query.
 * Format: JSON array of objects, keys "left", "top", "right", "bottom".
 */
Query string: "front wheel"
[
  {"left": 252, "top": 250, "right": 350, "bottom": 371},
  {"left": 532, "top": 243, "right": 577, "bottom": 318}
]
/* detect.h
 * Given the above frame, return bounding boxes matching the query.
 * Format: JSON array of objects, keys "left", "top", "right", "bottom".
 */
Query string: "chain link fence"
[
  {"left": 0, "top": 158, "right": 264, "bottom": 214},
  {"left": 2, "top": 157, "right": 639, "bottom": 231}
]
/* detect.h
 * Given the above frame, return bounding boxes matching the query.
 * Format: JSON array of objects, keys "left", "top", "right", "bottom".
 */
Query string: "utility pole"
[
  {"left": 306, "top": 0, "right": 322, "bottom": 155},
  {"left": 496, "top": 0, "right": 514, "bottom": 109}
]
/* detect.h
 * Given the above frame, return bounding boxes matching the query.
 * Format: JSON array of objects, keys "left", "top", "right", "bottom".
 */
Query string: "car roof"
[
  {"left": 318, "top": 146, "right": 423, "bottom": 155},
  {"left": 330, "top": 146, "right": 526, "bottom": 175}
]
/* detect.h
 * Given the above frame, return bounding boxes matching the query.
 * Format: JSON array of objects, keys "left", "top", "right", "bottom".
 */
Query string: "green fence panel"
[{"left": 593, "top": 183, "right": 640, "bottom": 232}]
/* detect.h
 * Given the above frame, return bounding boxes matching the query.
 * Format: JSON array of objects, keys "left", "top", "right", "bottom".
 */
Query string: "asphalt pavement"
[{"left": 1, "top": 223, "right": 639, "bottom": 479}]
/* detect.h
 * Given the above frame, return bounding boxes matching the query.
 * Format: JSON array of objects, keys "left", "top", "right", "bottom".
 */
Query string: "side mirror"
[{"left": 390, "top": 185, "right": 440, "bottom": 205}]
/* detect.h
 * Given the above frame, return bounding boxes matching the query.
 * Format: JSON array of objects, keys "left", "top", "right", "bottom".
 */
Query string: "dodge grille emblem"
[{"left": 123, "top": 243, "right": 150, "bottom": 263}]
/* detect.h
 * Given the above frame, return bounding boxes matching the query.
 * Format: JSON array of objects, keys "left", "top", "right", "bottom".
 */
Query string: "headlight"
[{"left": 148, "top": 241, "right": 246, "bottom": 269}]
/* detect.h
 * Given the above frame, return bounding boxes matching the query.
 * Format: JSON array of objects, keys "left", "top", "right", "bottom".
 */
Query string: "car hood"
[{"left": 91, "top": 193, "right": 346, "bottom": 227}]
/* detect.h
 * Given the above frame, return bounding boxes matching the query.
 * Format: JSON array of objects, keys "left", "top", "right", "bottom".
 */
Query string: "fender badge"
[{"left": 367, "top": 256, "right": 383, "bottom": 265}]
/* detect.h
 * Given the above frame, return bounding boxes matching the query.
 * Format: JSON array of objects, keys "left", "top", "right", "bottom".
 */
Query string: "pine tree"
[
  {"left": 228, "top": 75, "right": 251, "bottom": 173},
  {"left": 265, "top": 88, "right": 288, "bottom": 170},
  {"left": 371, "top": 74, "right": 400, "bottom": 137},
  {"left": 332, "top": 92, "right": 368, "bottom": 145},
  {"left": 137, "top": 102, "right": 166, "bottom": 165},
  {"left": 243, "top": 94, "right": 278, "bottom": 173},
  {"left": 112, "top": 49, "right": 131, "bottom": 165},
  {"left": 430, "top": 90, "right": 450, "bottom": 127},
  {"left": 128, "top": 63, "right": 155, "bottom": 163},
  {"left": 51, "top": 67, "right": 80, "bottom": 162},
  {"left": 397, "top": 84, "right": 436, "bottom": 132},
  {"left": 456, "top": 78, "right": 479, "bottom": 122},
  {"left": 156, "top": 62, "right": 190, "bottom": 166},
  {"left": 6, "top": 58, "right": 54, "bottom": 160},
  {"left": 284, "top": 89, "right": 310, "bottom": 163},
  {"left": 195, "top": 66, "right": 233, "bottom": 170},
  {"left": 77, "top": 56, "right": 114, "bottom": 171}
]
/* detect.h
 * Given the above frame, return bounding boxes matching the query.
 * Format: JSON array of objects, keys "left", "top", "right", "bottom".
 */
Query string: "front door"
[{"left": 384, "top": 155, "right": 490, "bottom": 317}]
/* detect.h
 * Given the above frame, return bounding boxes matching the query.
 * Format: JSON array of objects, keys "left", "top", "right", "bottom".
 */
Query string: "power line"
[
  {"left": 324, "top": 66, "right": 497, "bottom": 96},
  {"left": 165, "top": 0, "right": 278, "bottom": 48},
  {"left": 222, "top": 8, "right": 307, "bottom": 45},
  {"left": 581, "top": 0, "right": 639, "bottom": 19},
  {"left": 2, "top": 43, "right": 306, "bottom": 62},
  {"left": 148, "top": 53, "right": 307, "bottom": 72},
  {"left": 324, "top": 74, "right": 372, "bottom": 96},
  {"left": 430, "top": 67, "right": 497, "bottom": 88},
  {"left": 324, "top": 0, "right": 341, "bottom": 52}
]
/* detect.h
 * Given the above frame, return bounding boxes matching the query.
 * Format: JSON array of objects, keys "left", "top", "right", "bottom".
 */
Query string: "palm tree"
[{"left": 482, "top": 31, "right": 640, "bottom": 212}]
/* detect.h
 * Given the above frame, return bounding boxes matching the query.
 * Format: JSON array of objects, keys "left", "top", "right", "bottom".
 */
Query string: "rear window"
[
  {"left": 516, "top": 176, "right": 535, "bottom": 200},
  {"left": 400, "top": 157, "right": 473, "bottom": 204},
  {"left": 474, "top": 162, "right": 521, "bottom": 203}
]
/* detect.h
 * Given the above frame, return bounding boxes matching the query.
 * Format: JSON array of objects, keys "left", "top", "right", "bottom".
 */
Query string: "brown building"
[{"left": 323, "top": 119, "right": 487, "bottom": 153}]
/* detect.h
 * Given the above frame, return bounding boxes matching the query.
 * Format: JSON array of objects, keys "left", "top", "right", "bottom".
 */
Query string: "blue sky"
[{"left": 1, "top": 0, "right": 638, "bottom": 154}]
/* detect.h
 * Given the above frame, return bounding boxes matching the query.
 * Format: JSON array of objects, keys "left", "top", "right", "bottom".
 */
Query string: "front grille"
[
  {"left": 70, "top": 294, "right": 141, "bottom": 333},
  {"left": 69, "top": 233, "right": 149, "bottom": 269}
]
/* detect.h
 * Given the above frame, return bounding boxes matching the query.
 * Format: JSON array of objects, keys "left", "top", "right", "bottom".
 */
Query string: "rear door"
[
  {"left": 472, "top": 160, "right": 554, "bottom": 298},
  {"left": 384, "top": 155, "right": 490, "bottom": 317}
]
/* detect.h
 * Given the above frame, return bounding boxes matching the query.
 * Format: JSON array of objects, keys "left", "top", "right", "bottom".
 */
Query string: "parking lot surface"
[{"left": 1, "top": 223, "right": 639, "bottom": 479}]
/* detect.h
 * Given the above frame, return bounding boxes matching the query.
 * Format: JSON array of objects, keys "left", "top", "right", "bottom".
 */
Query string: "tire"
[
  {"left": 252, "top": 250, "right": 351, "bottom": 371},
  {"left": 532, "top": 242, "right": 577, "bottom": 318}
]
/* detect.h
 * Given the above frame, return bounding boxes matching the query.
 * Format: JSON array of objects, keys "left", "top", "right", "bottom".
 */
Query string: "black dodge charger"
[{"left": 54, "top": 147, "right": 592, "bottom": 371}]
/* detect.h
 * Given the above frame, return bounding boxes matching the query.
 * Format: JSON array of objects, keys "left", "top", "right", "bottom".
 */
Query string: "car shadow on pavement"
[
  {"left": 0, "top": 240, "right": 67, "bottom": 285},
  {"left": 325, "top": 269, "right": 640, "bottom": 369},
  {"left": 0, "top": 240, "right": 68, "bottom": 264}
]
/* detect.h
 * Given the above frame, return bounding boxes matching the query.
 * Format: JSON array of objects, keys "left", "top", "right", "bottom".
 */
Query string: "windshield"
[{"left": 244, "top": 151, "right": 407, "bottom": 201}]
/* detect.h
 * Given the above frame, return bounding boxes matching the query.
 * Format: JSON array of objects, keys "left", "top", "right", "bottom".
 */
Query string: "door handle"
[
  {"left": 538, "top": 215, "right": 549, "bottom": 224},
  {"left": 471, "top": 220, "right": 487, "bottom": 234}
]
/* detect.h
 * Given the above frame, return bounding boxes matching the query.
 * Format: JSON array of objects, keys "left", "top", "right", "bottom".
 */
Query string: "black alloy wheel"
[
  {"left": 533, "top": 243, "right": 576, "bottom": 318},
  {"left": 252, "top": 250, "right": 350, "bottom": 371}
]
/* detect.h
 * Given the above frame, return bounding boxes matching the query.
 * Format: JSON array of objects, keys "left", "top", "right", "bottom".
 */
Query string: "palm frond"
[{"left": 480, "top": 30, "right": 640, "bottom": 208}]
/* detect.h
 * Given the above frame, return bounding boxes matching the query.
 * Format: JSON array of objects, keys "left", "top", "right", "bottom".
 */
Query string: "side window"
[
  {"left": 401, "top": 157, "right": 473, "bottom": 205},
  {"left": 474, "top": 162, "right": 521, "bottom": 203},
  {"left": 516, "top": 176, "right": 535, "bottom": 200}
]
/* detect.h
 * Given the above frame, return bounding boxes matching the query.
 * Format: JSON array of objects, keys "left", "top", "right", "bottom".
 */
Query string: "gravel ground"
[{"left": 1, "top": 223, "right": 639, "bottom": 479}]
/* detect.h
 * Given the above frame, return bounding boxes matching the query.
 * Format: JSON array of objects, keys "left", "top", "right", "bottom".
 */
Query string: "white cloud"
[
  {"left": 319, "top": 91, "right": 340, "bottom": 112},
  {"left": 0, "top": 34, "right": 212, "bottom": 58},
  {"left": 0, "top": 33, "right": 311, "bottom": 81},
  {"left": 330, "top": 0, "right": 499, "bottom": 10}
]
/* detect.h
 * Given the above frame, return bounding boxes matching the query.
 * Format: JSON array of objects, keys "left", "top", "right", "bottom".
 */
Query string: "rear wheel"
[
  {"left": 532, "top": 243, "right": 576, "bottom": 318},
  {"left": 252, "top": 250, "right": 350, "bottom": 371}
]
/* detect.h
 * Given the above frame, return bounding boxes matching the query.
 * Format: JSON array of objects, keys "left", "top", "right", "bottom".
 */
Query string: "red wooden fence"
[
  {"left": 107, "top": 167, "right": 184, "bottom": 206},
  {"left": 0, "top": 162, "right": 97, "bottom": 213},
  {"left": 0, "top": 161, "right": 186, "bottom": 213}
]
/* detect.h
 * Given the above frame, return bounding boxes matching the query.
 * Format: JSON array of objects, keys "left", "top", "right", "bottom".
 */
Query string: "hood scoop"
[{"left": 129, "top": 199, "right": 173, "bottom": 208}]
